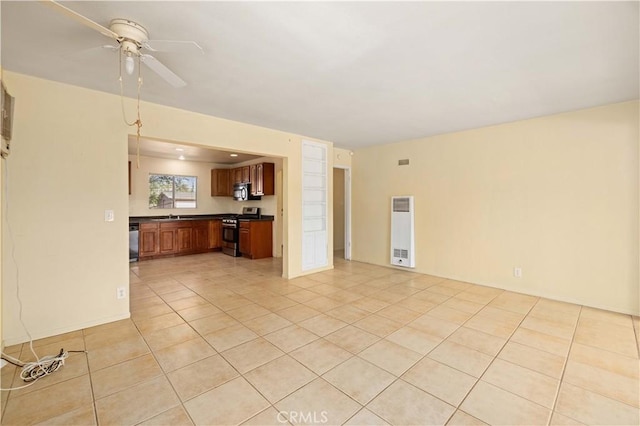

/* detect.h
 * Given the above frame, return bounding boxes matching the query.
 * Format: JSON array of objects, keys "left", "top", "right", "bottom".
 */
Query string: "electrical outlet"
[
  {"left": 104, "top": 209, "right": 115, "bottom": 222},
  {"left": 514, "top": 267, "right": 522, "bottom": 278},
  {"left": 117, "top": 287, "right": 127, "bottom": 299}
]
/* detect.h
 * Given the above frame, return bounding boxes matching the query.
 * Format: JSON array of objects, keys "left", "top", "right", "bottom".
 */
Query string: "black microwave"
[{"left": 233, "top": 183, "right": 261, "bottom": 201}]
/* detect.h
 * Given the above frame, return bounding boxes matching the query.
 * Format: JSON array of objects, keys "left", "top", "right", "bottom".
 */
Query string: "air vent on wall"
[
  {"left": 393, "top": 248, "right": 409, "bottom": 259},
  {"left": 398, "top": 159, "right": 410, "bottom": 166},
  {"left": 393, "top": 197, "right": 410, "bottom": 212},
  {"left": 390, "top": 196, "right": 415, "bottom": 268}
]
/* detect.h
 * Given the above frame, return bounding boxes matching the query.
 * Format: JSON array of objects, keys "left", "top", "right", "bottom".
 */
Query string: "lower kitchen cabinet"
[
  {"left": 138, "top": 219, "right": 213, "bottom": 260},
  {"left": 139, "top": 222, "right": 160, "bottom": 257},
  {"left": 177, "top": 225, "right": 193, "bottom": 253},
  {"left": 208, "top": 219, "right": 222, "bottom": 249},
  {"left": 159, "top": 226, "right": 177, "bottom": 254},
  {"left": 192, "top": 221, "right": 210, "bottom": 251},
  {"left": 239, "top": 220, "right": 273, "bottom": 259}
]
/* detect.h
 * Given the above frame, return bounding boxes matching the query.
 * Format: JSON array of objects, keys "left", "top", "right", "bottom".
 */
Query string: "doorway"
[{"left": 333, "top": 167, "right": 351, "bottom": 260}]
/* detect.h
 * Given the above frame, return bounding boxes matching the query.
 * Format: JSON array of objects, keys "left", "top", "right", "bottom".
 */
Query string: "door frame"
[{"left": 333, "top": 165, "right": 352, "bottom": 260}]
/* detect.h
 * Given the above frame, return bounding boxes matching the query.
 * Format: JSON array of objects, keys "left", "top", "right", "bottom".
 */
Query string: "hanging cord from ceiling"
[{"left": 119, "top": 51, "right": 143, "bottom": 169}]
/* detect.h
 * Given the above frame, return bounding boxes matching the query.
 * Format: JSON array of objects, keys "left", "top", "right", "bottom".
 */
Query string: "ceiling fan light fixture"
[{"left": 124, "top": 54, "right": 135, "bottom": 75}]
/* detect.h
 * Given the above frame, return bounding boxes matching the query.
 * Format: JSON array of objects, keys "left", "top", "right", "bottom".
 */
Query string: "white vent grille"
[
  {"left": 390, "top": 196, "right": 415, "bottom": 268},
  {"left": 393, "top": 248, "right": 409, "bottom": 259},
  {"left": 393, "top": 197, "right": 410, "bottom": 212}
]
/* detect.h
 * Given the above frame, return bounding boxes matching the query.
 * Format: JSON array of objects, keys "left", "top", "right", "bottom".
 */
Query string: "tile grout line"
[
  {"left": 148, "top": 268, "right": 314, "bottom": 425},
  {"left": 346, "top": 283, "right": 498, "bottom": 425},
  {"left": 130, "top": 275, "right": 207, "bottom": 426},
  {"left": 81, "top": 328, "right": 100, "bottom": 425},
  {"left": 632, "top": 315, "right": 640, "bottom": 359},
  {"left": 451, "top": 291, "right": 540, "bottom": 425},
  {"left": 546, "top": 304, "right": 583, "bottom": 426}
]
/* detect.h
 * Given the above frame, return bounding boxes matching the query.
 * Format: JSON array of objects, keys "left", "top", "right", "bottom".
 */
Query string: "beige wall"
[
  {"left": 353, "top": 101, "right": 639, "bottom": 316},
  {"left": 128, "top": 155, "right": 235, "bottom": 216},
  {"left": 2, "top": 73, "right": 130, "bottom": 345},
  {"left": 333, "top": 169, "right": 345, "bottom": 250},
  {"left": 333, "top": 147, "right": 353, "bottom": 168},
  {"left": 1, "top": 72, "right": 333, "bottom": 345},
  {"left": 128, "top": 155, "right": 281, "bottom": 217}
]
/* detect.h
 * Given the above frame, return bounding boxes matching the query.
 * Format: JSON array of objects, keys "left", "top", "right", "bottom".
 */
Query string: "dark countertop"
[
  {"left": 238, "top": 216, "right": 274, "bottom": 222},
  {"left": 129, "top": 214, "right": 230, "bottom": 224},
  {"left": 130, "top": 214, "right": 274, "bottom": 224}
]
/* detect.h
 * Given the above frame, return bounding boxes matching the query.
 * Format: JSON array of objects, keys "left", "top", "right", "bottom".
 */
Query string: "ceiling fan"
[{"left": 42, "top": 0, "right": 203, "bottom": 88}]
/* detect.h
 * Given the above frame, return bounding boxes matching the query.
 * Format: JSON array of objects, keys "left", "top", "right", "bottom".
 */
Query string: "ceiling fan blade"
[
  {"left": 140, "top": 54, "right": 186, "bottom": 88},
  {"left": 143, "top": 40, "right": 204, "bottom": 54},
  {"left": 40, "top": 0, "right": 119, "bottom": 40}
]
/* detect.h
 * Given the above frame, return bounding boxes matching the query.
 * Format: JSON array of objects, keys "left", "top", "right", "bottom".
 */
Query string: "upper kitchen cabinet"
[
  {"left": 231, "top": 166, "right": 250, "bottom": 185},
  {"left": 211, "top": 162, "right": 274, "bottom": 197},
  {"left": 211, "top": 169, "right": 232, "bottom": 196},
  {"left": 251, "top": 162, "right": 275, "bottom": 196},
  {"left": 241, "top": 166, "right": 251, "bottom": 184}
]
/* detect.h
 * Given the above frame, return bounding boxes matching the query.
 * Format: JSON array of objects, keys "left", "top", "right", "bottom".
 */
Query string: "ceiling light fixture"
[
  {"left": 124, "top": 54, "right": 135, "bottom": 75},
  {"left": 230, "top": 154, "right": 238, "bottom": 157},
  {"left": 178, "top": 155, "right": 185, "bottom": 160},
  {"left": 175, "top": 148, "right": 184, "bottom": 152}
]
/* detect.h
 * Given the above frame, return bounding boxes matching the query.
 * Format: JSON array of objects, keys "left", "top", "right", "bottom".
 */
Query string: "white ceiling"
[{"left": 2, "top": 1, "right": 638, "bottom": 149}]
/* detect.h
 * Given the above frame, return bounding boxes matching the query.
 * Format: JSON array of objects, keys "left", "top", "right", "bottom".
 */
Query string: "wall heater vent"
[{"left": 390, "top": 196, "right": 415, "bottom": 268}]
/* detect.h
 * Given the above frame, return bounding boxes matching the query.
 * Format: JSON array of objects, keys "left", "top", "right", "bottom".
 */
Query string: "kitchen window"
[{"left": 148, "top": 174, "right": 197, "bottom": 209}]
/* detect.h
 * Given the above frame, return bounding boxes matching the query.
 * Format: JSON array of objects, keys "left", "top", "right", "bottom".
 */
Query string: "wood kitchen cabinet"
[
  {"left": 176, "top": 226, "right": 192, "bottom": 253},
  {"left": 241, "top": 166, "right": 251, "bottom": 183},
  {"left": 239, "top": 220, "right": 273, "bottom": 259},
  {"left": 139, "top": 222, "right": 159, "bottom": 257},
  {"left": 250, "top": 162, "right": 275, "bottom": 196},
  {"left": 192, "top": 221, "right": 209, "bottom": 251},
  {"left": 211, "top": 169, "right": 232, "bottom": 196},
  {"left": 232, "top": 167, "right": 242, "bottom": 185},
  {"left": 212, "top": 164, "right": 273, "bottom": 197},
  {"left": 159, "top": 222, "right": 179, "bottom": 255},
  {"left": 138, "top": 219, "right": 211, "bottom": 260},
  {"left": 230, "top": 166, "right": 250, "bottom": 185},
  {"left": 175, "top": 221, "right": 210, "bottom": 253},
  {"left": 208, "top": 219, "right": 222, "bottom": 249}
]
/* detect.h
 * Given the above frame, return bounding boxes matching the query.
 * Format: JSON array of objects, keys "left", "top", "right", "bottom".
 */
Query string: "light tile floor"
[{"left": 1, "top": 253, "right": 639, "bottom": 425}]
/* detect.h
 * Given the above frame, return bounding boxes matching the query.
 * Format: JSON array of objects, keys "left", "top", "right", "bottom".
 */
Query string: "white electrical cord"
[
  {"left": 1, "top": 349, "right": 71, "bottom": 390},
  {"left": 1, "top": 162, "right": 83, "bottom": 391}
]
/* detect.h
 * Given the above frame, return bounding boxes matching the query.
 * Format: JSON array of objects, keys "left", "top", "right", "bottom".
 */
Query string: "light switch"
[{"left": 104, "top": 209, "right": 114, "bottom": 222}]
